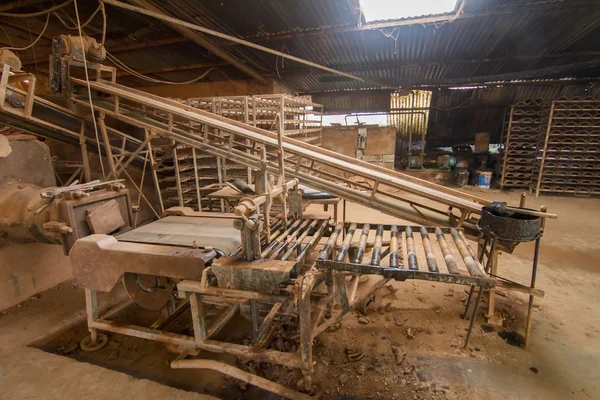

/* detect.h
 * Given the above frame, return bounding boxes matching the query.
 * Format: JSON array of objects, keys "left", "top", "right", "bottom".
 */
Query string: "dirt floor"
[{"left": 1, "top": 188, "right": 599, "bottom": 399}]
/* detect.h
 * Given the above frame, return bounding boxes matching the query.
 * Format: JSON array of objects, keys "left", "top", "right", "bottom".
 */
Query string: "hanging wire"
[
  {"left": 106, "top": 51, "right": 215, "bottom": 85},
  {"left": 53, "top": 4, "right": 101, "bottom": 30},
  {"left": 99, "top": 1, "right": 107, "bottom": 47},
  {"left": 73, "top": 0, "right": 106, "bottom": 180},
  {"left": 0, "top": 0, "right": 73, "bottom": 17},
  {"left": 0, "top": 25, "right": 14, "bottom": 48},
  {"left": 0, "top": 13, "right": 50, "bottom": 51}
]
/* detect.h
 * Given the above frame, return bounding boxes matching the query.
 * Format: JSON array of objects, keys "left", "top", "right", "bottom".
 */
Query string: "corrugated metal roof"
[{"left": 3, "top": 0, "right": 600, "bottom": 93}]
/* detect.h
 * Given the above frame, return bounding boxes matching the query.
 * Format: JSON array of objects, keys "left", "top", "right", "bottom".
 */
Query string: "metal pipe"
[
  {"left": 420, "top": 226, "right": 439, "bottom": 272},
  {"left": 295, "top": 219, "right": 328, "bottom": 269},
  {"left": 269, "top": 219, "right": 311, "bottom": 260},
  {"left": 281, "top": 219, "right": 318, "bottom": 261},
  {"left": 336, "top": 223, "right": 357, "bottom": 262},
  {"left": 405, "top": 226, "right": 418, "bottom": 270},
  {"left": 389, "top": 225, "right": 399, "bottom": 267},
  {"left": 370, "top": 225, "right": 384, "bottom": 266},
  {"left": 261, "top": 219, "right": 303, "bottom": 258},
  {"left": 434, "top": 227, "right": 459, "bottom": 274},
  {"left": 352, "top": 223, "right": 371, "bottom": 263},
  {"left": 171, "top": 359, "right": 312, "bottom": 400}
]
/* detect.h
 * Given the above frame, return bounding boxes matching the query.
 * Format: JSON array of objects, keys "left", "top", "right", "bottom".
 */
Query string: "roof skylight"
[{"left": 360, "top": 0, "right": 459, "bottom": 22}]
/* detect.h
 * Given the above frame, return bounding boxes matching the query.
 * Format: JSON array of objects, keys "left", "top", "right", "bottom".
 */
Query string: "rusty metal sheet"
[
  {"left": 70, "top": 234, "right": 217, "bottom": 292},
  {"left": 116, "top": 216, "right": 240, "bottom": 255}
]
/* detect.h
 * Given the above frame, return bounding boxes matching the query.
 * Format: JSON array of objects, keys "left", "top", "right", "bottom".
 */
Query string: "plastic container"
[
  {"left": 476, "top": 170, "right": 492, "bottom": 189},
  {"left": 456, "top": 169, "right": 469, "bottom": 186}
]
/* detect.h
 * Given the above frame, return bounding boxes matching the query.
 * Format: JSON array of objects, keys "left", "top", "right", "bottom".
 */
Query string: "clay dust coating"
[{"left": 1, "top": 191, "right": 599, "bottom": 399}]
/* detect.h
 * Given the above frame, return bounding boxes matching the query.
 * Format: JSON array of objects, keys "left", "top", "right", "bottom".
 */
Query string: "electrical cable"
[
  {"left": 106, "top": 51, "right": 215, "bottom": 84},
  {"left": 0, "top": 13, "right": 49, "bottom": 51},
  {"left": 0, "top": 0, "right": 73, "bottom": 17},
  {"left": 99, "top": 1, "right": 106, "bottom": 47},
  {"left": 27, "top": 19, "right": 39, "bottom": 71},
  {"left": 54, "top": 4, "right": 101, "bottom": 30},
  {"left": 73, "top": 0, "right": 106, "bottom": 179},
  {"left": 0, "top": 25, "right": 14, "bottom": 47}
]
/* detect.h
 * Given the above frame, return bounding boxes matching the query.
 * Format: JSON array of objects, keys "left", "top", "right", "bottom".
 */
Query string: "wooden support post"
[
  {"left": 145, "top": 129, "right": 165, "bottom": 214},
  {"left": 192, "top": 147, "right": 203, "bottom": 211},
  {"left": 97, "top": 112, "right": 118, "bottom": 179},
  {"left": 500, "top": 105, "right": 515, "bottom": 188},
  {"left": 535, "top": 101, "right": 555, "bottom": 197},
  {"left": 0, "top": 64, "right": 10, "bottom": 107},
  {"left": 172, "top": 144, "right": 184, "bottom": 207},
  {"left": 190, "top": 293, "right": 207, "bottom": 345},
  {"left": 278, "top": 96, "right": 288, "bottom": 227},
  {"left": 79, "top": 121, "right": 92, "bottom": 182}
]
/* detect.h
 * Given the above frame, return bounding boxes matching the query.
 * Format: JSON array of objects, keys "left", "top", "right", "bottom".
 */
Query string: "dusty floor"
[{"left": 1, "top": 188, "right": 599, "bottom": 399}]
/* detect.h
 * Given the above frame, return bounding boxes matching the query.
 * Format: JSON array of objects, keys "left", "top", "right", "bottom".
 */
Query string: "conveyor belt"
[
  {"left": 116, "top": 215, "right": 241, "bottom": 255},
  {"left": 0, "top": 73, "right": 492, "bottom": 226},
  {"left": 64, "top": 78, "right": 490, "bottom": 226}
]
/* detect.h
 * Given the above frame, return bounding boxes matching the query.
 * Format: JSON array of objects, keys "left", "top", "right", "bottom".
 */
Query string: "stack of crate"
[
  {"left": 156, "top": 94, "right": 323, "bottom": 212},
  {"left": 534, "top": 97, "right": 600, "bottom": 196},
  {"left": 499, "top": 99, "right": 549, "bottom": 190}
]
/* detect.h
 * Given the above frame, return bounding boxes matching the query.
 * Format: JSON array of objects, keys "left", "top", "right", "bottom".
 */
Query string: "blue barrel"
[{"left": 476, "top": 170, "right": 492, "bottom": 189}]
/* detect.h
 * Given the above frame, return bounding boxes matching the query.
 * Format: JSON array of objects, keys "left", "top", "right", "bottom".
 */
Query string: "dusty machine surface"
[
  {"left": 67, "top": 175, "right": 551, "bottom": 399},
  {"left": 0, "top": 180, "right": 133, "bottom": 254},
  {"left": 0, "top": 133, "right": 56, "bottom": 187}
]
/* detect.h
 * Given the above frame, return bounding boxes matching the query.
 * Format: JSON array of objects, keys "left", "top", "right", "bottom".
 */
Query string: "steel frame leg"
[
  {"left": 524, "top": 237, "right": 541, "bottom": 349},
  {"left": 461, "top": 285, "right": 476, "bottom": 320},
  {"left": 85, "top": 289, "right": 99, "bottom": 344},
  {"left": 464, "top": 287, "right": 484, "bottom": 348}
]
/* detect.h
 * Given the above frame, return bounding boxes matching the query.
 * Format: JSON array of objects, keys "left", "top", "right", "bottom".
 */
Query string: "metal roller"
[
  {"left": 336, "top": 223, "right": 357, "bottom": 262},
  {"left": 370, "top": 225, "right": 384, "bottom": 266},
  {"left": 389, "top": 225, "right": 399, "bottom": 267},
  {"left": 261, "top": 219, "right": 303, "bottom": 258},
  {"left": 352, "top": 223, "right": 370, "bottom": 263},
  {"left": 317, "top": 222, "right": 343, "bottom": 260},
  {"left": 434, "top": 227, "right": 459, "bottom": 274},
  {"left": 420, "top": 226, "right": 439, "bottom": 273},
  {"left": 450, "top": 228, "right": 483, "bottom": 277},
  {"left": 268, "top": 219, "right": 311, "bottom": 260},
  {"left": 405, "top": 226, "right": 418, "bottom": 270},
  {"left": 281, "top": 219, "right": 318, "bottom": 261}
]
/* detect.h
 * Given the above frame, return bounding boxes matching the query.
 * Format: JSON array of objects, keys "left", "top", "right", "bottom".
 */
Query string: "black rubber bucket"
[{"left": 477, "top": 206, "right": 542, "bottom": 242}]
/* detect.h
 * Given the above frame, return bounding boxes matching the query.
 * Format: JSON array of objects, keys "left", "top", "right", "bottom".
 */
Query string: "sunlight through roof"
[{"left": 360, "top": 0, "right": 459, "bottom": 22}]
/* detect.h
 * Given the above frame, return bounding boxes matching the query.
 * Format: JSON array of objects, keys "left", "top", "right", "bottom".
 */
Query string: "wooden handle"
[{"left": 504, "top": 206, "right": 558, "bottom": 219}]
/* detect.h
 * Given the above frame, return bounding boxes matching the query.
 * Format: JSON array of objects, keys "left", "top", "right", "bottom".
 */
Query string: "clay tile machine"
[
  {"left": 0, "top": 39, "right": 555, "bottom": 399},
  {"left": 69, "top": 174, "right": 503, "bottom": 398}
]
